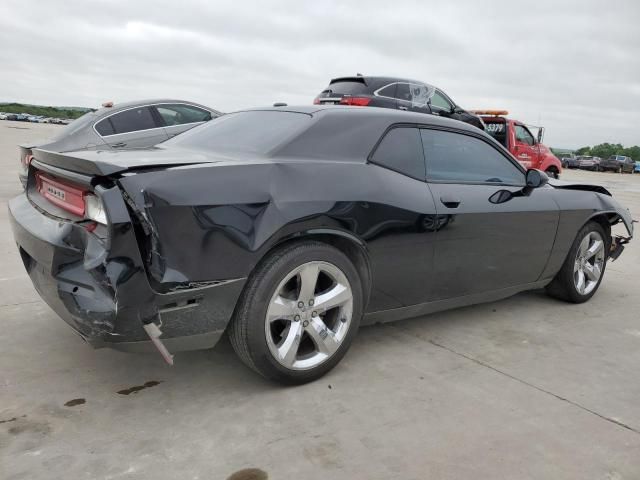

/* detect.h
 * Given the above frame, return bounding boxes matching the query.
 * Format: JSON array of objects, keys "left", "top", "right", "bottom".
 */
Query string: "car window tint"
[
  {"left": 377, "top": 83, "right": 397, "bottom": 98},
  {"left": 95, "top": 118, "right": 115, "bottom": 136},
  {"left": 371, "top": 127, "right": 425, "bottom": 180},
  {"left": 515, "top": 125, "right": 535, "bottom": 146},
  {"left": 421, "top": 129, "right": 523, "bottom": 184},
  {"left": 109, "top": 107, "right": 157, "bottom": 134},
  {"left": 156, "top": 104, "right": 212, "bottom": 126},
  {"left": 168, "top": 110, "right": 311, "bottom": 155},
  {"left": 395, "top": 83, "right": 412, "bottom": 101},
  {"left": 322, "top": 81, "right": 367, "bottom": 96},
  {"left": 431, "top": 90, "right": 453, "bottom": 111}
]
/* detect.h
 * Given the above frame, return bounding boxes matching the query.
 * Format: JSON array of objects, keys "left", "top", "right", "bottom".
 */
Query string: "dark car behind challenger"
[{"left": 9, "top": 106, "right": 633, "bottom": 383}]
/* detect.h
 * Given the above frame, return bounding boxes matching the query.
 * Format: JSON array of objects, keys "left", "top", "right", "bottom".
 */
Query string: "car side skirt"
[{"left": 362, "top": 279, "right": 551, "bottom": 325}]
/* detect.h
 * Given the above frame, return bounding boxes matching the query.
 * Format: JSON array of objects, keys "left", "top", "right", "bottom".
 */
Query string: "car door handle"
[
  {"left": 440, "top": 195, "right": 461, "bottom": 208},
  {"left": 398, "top": 106, "right": 408, "bottom": 111},
  {"left": 111, "top": 142, "right": 127, "bottom": 148}
]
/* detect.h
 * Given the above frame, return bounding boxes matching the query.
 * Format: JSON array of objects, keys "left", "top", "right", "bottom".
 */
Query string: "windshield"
[{"left": 166, "top": 110, "right": 312, "bottom": 155}]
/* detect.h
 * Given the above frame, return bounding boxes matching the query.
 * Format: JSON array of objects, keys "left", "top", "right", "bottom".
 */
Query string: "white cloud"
[{"left": 0, "top": 0, "right": 638, "bottom": 148}]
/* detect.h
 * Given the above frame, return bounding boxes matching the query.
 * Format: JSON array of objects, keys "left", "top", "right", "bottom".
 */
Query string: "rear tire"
[
  {"left": 228, "top": 241, "right": 363, "bottom": 384},
  {"left": 545, "top": 221, "right": 609, "bottom": 303},
  {"left": 545, "top": 168, "right": 559, "bottom": 179}
]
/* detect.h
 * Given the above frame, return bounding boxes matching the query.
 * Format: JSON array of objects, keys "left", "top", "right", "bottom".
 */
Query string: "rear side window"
[
  {"left": 107, "top": 107, "right": 157, "bottom": 135},
  {"left": 370, "top": 127, "right": 425, "bottom": 180},
  {"left": 168, "top": 110, "right": 311, "bottom": 155},
  {"left": 155, "top": 104, "right": 212, "bottom": 126},
  {"left": 376, "top": 83, "right": 397, "bottom": 98},
  {"left": 95, "top": 118, "right": 115, "bottom": 136},
  {"left": 421, "top": 129, "right": 523, "bottom": 185}
]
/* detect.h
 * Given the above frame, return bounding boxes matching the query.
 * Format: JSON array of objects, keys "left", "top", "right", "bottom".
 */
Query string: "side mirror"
[
  {"left": 526, "top": 169, "right": 549, "bottom": 188},
  {"left": 489, "top": 190, "right": 514, "bottom": 204}
]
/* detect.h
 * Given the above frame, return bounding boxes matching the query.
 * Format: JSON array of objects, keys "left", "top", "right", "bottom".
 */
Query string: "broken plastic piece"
[{"left": 143, "top": 322, "right": 174, "bottom": 365}]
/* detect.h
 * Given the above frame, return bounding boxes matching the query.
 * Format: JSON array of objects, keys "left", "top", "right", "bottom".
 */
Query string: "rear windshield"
[
  {"left": 321, "top": 80, "right": 368, "bottom": 96},
  {"left": 166, "top": 110, "right": 312, "bottom": 155},
  {"left": 49, "top": 111, "right": 97, "bottom": 140}
]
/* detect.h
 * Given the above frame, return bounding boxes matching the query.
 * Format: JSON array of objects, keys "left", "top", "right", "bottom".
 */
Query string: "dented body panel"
[{"left": 8, "top": 106, "right": 634, "bottom": 354}]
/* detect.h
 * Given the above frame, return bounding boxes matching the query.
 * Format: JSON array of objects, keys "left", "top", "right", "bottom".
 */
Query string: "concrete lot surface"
[{"left": 1, "top": 121, "right": 639, "bottom": 480}]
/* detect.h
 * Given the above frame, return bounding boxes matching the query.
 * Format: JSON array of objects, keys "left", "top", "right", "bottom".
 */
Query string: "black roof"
[
  {"left": 244, "top": 105, "right": 481, "bottom": 135},
  {"left": 329, "top": 75, "right": 431, "bottom": 89}
]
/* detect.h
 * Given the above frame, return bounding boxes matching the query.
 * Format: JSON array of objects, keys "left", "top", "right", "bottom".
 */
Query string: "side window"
[
  {"left": 421, "top": 129, "right": 524, "bottom": 185},
  {"left": 430, "top": 90, "right": 453, "bottom": 111},
  {"left": 409, "top": 83, "right": 430, "bottom": 106},
  {"left": 515, "top": 125, "right": 535, "bottom": 146},
  {"left": 108, "top": 107, "right": 157, "bottom": 134},
  {"left": 395, "top": 83, "right": 430, "bottom": 106},
  {"left": 376, "top": 83, "right": 397, "bottom": 98},
  {"left": 394, "top": 83, "right": 411, "bottom": 102},
  {"left": 95, "top": 118, "right": 115, "bottom": 136},
  {"left": 155, "top": 104, "right": 213, "bottom": 126},
  {"left": 371, "top": 127, "right": 426, "bottom": 180}
]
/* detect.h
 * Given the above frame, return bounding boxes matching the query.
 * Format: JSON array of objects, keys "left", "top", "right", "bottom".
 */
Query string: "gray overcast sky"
[{"left": 1, "top": 0, "right": 638, "bottom": 148}]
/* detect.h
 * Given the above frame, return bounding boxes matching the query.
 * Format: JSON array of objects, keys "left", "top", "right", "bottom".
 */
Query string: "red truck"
[{"left": 472, "top": 110, "right": 562, "bottom": 178}]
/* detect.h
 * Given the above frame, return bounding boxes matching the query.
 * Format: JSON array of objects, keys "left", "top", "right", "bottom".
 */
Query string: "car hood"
[
  {"left": 549, "top": 178, "right": 611, "bottom": 195},
  {"left": 550, "top": 179, "right": 634, "bottom": 237},
  {"left": 31, "top": 146, "right": 248, "bottom": 176}
]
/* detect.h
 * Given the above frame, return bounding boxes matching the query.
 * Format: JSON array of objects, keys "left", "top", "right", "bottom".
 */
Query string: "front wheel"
[
  {"left": 546, "top": 221, "right": 609, "bottom": 303},
  {"left": 545, "top": 168, "right": 559, "bottom": 179},
  {"left": 228, "top": 241, "right": 363, "bottom": 384}
]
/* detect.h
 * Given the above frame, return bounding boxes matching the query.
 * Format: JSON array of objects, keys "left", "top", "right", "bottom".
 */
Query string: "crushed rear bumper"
[{"left": 9, "top": 192, "right": 245, "bottom": 352}]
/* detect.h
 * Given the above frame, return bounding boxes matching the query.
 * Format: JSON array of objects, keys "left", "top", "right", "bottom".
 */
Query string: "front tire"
[
  {"left": 545, "top": 221, "right": 609, "bottom": 303},
  {"left": 545, "top": 168, "right": 559, "bottom": 179},
  {"left": 228, "top": 241, "right": 363, "bottom": 384}
]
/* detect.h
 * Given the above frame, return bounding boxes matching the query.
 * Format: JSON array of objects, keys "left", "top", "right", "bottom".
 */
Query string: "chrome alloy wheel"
[
  {"left": 573, "top": 231, "right": 606, "bottom": 295},
  {"left": 265, "top": 261, "right": 353, "bottom": 370}
]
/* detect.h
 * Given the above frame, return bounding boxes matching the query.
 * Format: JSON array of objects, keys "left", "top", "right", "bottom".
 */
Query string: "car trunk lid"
[{"left": 30, "top": 146, "right": 226, "bottom": 177}]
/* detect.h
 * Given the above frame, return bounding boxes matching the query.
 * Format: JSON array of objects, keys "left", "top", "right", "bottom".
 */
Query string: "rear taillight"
[
  {"left": 313, "top": 98, "right": 320, "bottom": 105},
  {"left": 339, "top": 97, "right": 371, "bottom": 106},
  {"left": 20, "top": 153, "right": 33, "bottom": 174},
  {"left": 22, "top": 153, "right": 33, "bottom": 168},
  {"left": 34, "top": 171, "right": 107, "bottom": 224}
]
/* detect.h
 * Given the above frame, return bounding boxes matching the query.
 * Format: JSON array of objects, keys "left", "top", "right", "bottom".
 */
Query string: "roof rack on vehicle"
[{"left": 470, "top": 110, "right": 509, "bottom": 116}]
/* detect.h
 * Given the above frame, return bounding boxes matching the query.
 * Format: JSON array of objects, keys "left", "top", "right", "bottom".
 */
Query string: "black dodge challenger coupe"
[{"left": 9, "top": 106, "right": 633, "bottom": 383}]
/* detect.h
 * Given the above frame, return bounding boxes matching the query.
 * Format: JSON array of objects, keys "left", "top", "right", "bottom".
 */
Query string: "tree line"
[
  {"left": 0, "top": 103, "right": 90, "bottom": 120},
  {"left": 574, "top": 143, "right": 640, "bottom": 162}
]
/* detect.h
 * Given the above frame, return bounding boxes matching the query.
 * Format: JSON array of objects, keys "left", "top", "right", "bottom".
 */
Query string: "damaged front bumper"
[{"left": 8, "top": 192, "right": 246, "bottom": 353}]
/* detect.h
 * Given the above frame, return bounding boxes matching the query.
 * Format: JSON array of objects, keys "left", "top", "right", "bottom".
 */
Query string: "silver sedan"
[{"left": 19, "top": 99, "right": 221, "bottom": 186}]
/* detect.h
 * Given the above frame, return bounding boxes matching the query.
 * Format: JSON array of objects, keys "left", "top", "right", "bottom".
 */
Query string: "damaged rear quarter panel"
[{"left": 116, "top": 157, "right": 439, "bottom": 312}]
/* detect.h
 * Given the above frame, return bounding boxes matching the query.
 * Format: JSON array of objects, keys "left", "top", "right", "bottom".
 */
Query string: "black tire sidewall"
[{"left": 243, "top": 243, "right": 363, "bottom": 384}]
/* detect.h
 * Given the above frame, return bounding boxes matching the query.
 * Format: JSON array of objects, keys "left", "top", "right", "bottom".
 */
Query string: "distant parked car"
[
  {"left": 314, "top": 75, "right": 485, "bottom": 130},
  {"left": 27, "top": 115, "right": 43, "bottom": 123},
  {"left": 5, "top": 113, "right": 18, "bottom": 121},
  {"left": 635, "top": 161, "right": 640, "bottom": 173},
  {"left": 15, "top": 114, "right": 28, "bottom": 121},
  {"left": 0, "top": 113, "right": 7, "bottom": 120},
  {"left": 559, "top": 153, "right": 579, "bottom": 169},
  {"left": 577, "top": 156, "right": 601, "bottom": 171},
  {"left": 599, "top": 155, "right": 635, "bottom": 174},
  {"left": 18, "top": 99, "right": 221, "bottom": 187}
]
